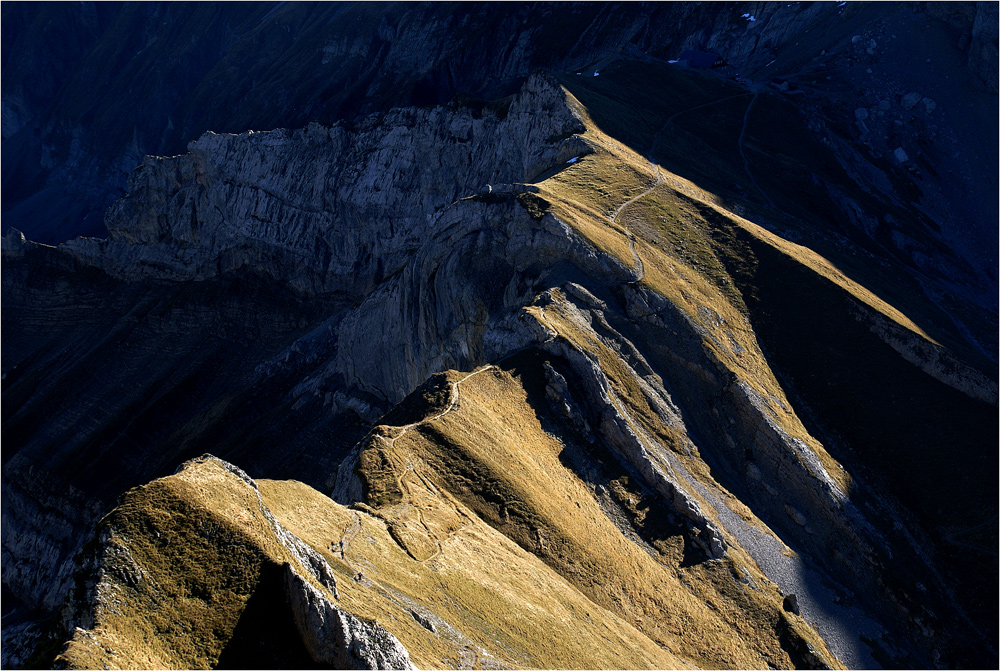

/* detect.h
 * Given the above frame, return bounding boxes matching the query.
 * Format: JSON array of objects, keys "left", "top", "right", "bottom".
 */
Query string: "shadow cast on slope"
[
  {"left": 704, "top": 212, "right": 998, "bottom": 651},
  {"left": 499, "top": 349, "right": 708, "bottom": 568},
  {"left": 216, "top": 562, "right": 321, "bottom": 670},
  {"left": 556, "top": 59, "right": 996, "bottom": 369}
]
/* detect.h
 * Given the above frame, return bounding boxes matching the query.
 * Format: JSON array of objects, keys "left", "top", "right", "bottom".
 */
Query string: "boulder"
[{"left": 900, "top": 92, "right": 922, "bottom": 110}]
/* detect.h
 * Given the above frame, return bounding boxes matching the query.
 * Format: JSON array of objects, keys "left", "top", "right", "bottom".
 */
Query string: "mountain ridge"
[{"left": 2, "top": 5, "right": 997, "bottom": 669}]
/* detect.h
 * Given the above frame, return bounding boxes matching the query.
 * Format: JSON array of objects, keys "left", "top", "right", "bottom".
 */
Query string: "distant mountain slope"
[
  {"left": 4, "top": 62, "right": 996, "bottom": 668},
  {"left": 3, "top": 2, "right": 998, "bottom": 666},
  {"left": 3, "top": 1, "right": 996, "bottom": 285}
]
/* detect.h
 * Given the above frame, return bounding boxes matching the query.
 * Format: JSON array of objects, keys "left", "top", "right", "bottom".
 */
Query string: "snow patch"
[
  {"left": 741, "top": 13, "right": 756, "bottom": 21},
  {"left": 566, "top": 157, "right": 579, "bottom": 164}
]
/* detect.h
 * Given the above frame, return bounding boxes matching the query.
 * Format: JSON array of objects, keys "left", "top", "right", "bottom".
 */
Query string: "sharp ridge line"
[{"left": 383, "top": 365, "right": 496, "bottom": 449}]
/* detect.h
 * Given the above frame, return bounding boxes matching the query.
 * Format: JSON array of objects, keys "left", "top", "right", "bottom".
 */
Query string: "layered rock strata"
[{"left": 3, "top": 61, "right": 995, "bottom": 670}]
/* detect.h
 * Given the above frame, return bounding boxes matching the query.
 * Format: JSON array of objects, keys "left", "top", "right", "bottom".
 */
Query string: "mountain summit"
[{"left": 2, "top": 3, "right": 996, "bottom": 669}]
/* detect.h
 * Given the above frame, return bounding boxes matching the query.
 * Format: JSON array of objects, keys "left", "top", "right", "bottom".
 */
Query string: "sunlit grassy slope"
[
  {"left": 262, "top": 465, "right": 690, "bottom": 670},
  {"left": 55, "top": 447, "right": 834, "bottom": 669},
  {"left": 535, "top": 111, "right": 856, "bottom": 495},
  {"left": 56, "top": 459, "right": 318, "bottom": 670},
  {"left": 55, "top": 457, "right": 694, "bottom": 670},
  {"left": 538, "top": 60, "right": 997, "bottom": 642},
  {"left": 351, "top": 363, "right": 837, "bottom": 669}
]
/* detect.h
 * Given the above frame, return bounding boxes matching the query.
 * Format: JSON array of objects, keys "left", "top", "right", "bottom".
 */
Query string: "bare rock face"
[
  {"left": 0, "top": 621, "right": 44, "bottom": 669},
  {"left": 924, "top": 0, "right": 999, "bottom": 93},
  {"left": 58, "top": 73, "right": 605, "bottom": 408},
  {"left": 1, "top": 227, "right": 27, "bottom": 255},
  {"left": 284, "top": 566, "right": 414, "bottom": 670},
  {"left": 63, "top": 72, "right": 587, "bottom": 297},
  {"left": 1, "top": 73, "right": 585, "bottom": 619},
  {"left": 1, "top": 477, "right": 103, "bottom": 613},
  {"left": 0, "top": 2, "right": 900, "bottom": 245}
]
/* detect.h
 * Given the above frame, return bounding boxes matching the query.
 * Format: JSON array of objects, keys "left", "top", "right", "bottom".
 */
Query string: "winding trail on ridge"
[
  {"left": 335, "top": 512, "right": 362, "bottom": 559},
  {"left": 657, "top": 91, "right": 753, "bottom": 136},
  {"left": 346, "top": 366, "right": 496, "bottom": 563},
  {"left": 609, "top": 91, "right": 756, "bottom": 282},
  {"left": 385, "top": 365, "right": 497, "bottom": 447},
  {"left": 943, "top": 515, "right": 999, "bottom": 556},
  {"left": 610, "top": 159, "right": 663, "bottom": 283}
]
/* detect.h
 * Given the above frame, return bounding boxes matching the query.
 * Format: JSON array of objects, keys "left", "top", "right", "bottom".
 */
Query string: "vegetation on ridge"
[
  {"left": 350, "top": 359, "right": 837, "bottom": 669},
  {"left": 536, "top": 58, "right": 997, "bottom": 660},
  {"left": 56, "top": 460, "right": 310, "bottom": 669}
]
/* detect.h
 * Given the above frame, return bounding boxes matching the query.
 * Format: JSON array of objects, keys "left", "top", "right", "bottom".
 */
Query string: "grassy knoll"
[
  {"left": 352, "top": 362, "right": 838, "bottom": 669},
  {"left": 56, "top": 459, "right": 304, "bottom": 669}
]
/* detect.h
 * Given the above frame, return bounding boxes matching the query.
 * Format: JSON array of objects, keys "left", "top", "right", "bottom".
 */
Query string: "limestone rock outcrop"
[
  {"left": 284, "top": 566, "right": 414, "bottom": 670},
  {"left": 3, "top": 44, "right": 996, "bottom": 671},
  {"left": 64, "top": 72, "right": 587, "bottom": 296}
]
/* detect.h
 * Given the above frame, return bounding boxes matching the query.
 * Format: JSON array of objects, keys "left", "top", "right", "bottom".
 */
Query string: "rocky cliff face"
[
  {"left": 4, "top": 1, "right": 996, "bottom": 272},
  {"left": 64, "top": 74, "right": 587, "bottom": 297},
  {"left": 2, "top": 8, "right": 997, "bottom": 670}
]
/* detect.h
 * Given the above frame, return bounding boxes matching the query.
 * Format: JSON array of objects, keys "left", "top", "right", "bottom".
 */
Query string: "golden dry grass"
[
  {"left": 718, "top": 204, "right": 938, "bottom": 343},
  {"left": 529, "top": 86, "right": 935, "bottom": 494},
  {"left": 57, "top": 455, "right": 699, "bottom": 670},
  {"left": 350, "top": 365, "right": 841, "bottom": 669},
  {"left": 262, "top": 474, "right": 688, "bottom": 670},
  {"left": 56, "top": 460, "right": 298, "bottom": 670}
]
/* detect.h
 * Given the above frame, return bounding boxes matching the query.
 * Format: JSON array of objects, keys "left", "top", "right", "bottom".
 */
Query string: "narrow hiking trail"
[
  {"left": 943, "top": 515, "right": 999, "bottom": 556},
  {"left": 648, "top": 89, "right": 775, "bottom": 211},
  {"left": 384, "top": 365, "right": 496, "bottom": 447},
  {"left": 656, "top": 92, "right": 753, "bottom": 138},
  {"left": 338, "top": 366, "right": 496, "bottom": 564},
  {"left": 398, "top": 466, "right": 449, "bottom": 563},
  {"left": 610, "top": 160, "right": 664, "bottom": 283},
  {"left": 609, "top": 91, "right": 758, "bottom": 283},
  {"left": 610, "top": 166, "right": 664, "bottom": 224},
  {"left": 334, "top": 511, "right": 362, "bottom": 559}
]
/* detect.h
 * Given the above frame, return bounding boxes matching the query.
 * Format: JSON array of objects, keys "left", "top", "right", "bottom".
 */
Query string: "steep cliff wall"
[
  {"left": 63, "top": 74, "right": 587, "bottom": 296},
  {"left": 4, "top": 1, "right": 995, "bottom": 266},
  {"left": 2, "top": 49, "right": 996, "bottom": 670}
]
